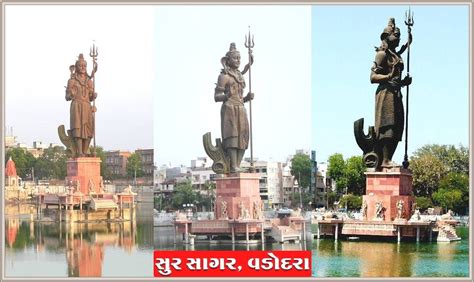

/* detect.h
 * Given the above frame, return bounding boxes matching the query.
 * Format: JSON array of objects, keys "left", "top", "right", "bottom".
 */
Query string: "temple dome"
[{"left": 5, "top": 157, "right": 17, "bottom": 177}]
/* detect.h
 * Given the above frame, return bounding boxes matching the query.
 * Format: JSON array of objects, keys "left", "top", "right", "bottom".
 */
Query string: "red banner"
[{"left": 154, "top": 250, "right": 311, "bottom": 277}]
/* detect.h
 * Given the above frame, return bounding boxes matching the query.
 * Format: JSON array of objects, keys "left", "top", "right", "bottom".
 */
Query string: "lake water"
[
  {"left": 4, "top": 203, "right": 154, "bottom": 277},
  {"left": 4, "top": 204, "right": 470, "bottom": 278},
  {"left": 154, "top": 225, "right": 470, "bottom": 278}
]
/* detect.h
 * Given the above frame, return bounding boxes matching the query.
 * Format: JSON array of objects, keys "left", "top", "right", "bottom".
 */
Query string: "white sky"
[
  {"left": 5, "top": 5, "right": 154, "bottom": 151},
  {"left": 153, "top": 6, "right": 312, "bottom": 167}
]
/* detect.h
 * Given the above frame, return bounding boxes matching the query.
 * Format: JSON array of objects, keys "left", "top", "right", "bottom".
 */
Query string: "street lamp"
[
  {"left": 298, "top": 172, "right": 303, "bottom": 210},
  {"left": 134, "top": 168, "right": 137, "bottom": 185},
  {"left": 345, "top": 186, "right": 348, "bottom": 211}
]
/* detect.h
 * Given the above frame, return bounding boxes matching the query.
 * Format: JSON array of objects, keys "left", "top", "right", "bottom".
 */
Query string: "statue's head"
[
  {"left": 224, "top": 43, "right": 241, "bottom": 69},
  {"left": 75, "top": 53, "right": 87, "bottom": 74},
  {"left": 380, "top": 18, "right": 400, "bottom": 48}
]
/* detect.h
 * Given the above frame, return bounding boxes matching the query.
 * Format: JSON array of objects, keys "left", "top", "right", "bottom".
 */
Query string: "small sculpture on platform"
[
  {"left": 409, "top": 208, "right": 421, "bottom": 221},
  {"left": 253, "top": 200, "right": 263, "bottom": 219},
  {"left": 361, "top": 200, "right": 368, "bottom": 219},
  {"left": 88, "top": 179, "right": 95, "bottom": 195},
  {"left": 99, "top": 180, "right": 105, "bottom": 193},
  {"left": 440, "top": 209, "right": 454, "bottom": 220},
  {"left": 59, "top": 50, "right": 98, "bottom": 158},
  {"left": 253, "top": 201, "right": 259, "bottom": 219},
  {"left": 175, "top": 211, "right": 187, "bottom": 221},
  {"left": 238, "top": 201, "right": 250, "bottom": 219},
  {"left": 354, "top": 17, "right": 413, "bottom": 170},
  {"left": 396, "top": 199, "right": 405, "bottom": 219},
  {"left": 67, "top": 183, "right": 74, "bottom": 195},
  {"left": 75, "top": 180, "right": 80, "bottom": 193},
  {"left": 374, "top": 201, "right": 385, "bottom": 220},
  {"left": 203, "top": 41, "right": 254, "bottom": 174},
  {"left": 291, "top": 207, "right": 302, "bottom": 217},
  {"left": 323, "top": 211, "right": 337, "bottom": 220},
  {"left": 220, "top": 200, "right": 228, "bottom": 219},
  {"left": 239, "top": 201, "right": 245, "bottom": 219},
  {"left": 123, "top": 185, "right": 134, "bottom": 194}
]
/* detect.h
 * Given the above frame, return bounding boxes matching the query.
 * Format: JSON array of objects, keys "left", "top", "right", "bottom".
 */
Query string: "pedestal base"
[
  {"left": 215, "top": 173, "right": 263, "bottom": 220},
  {"left": 363, "top": 167, "right": 414, "bottom": 222},
  {"left": 66, "top": 157, "right": 103, "bottom": 195}
]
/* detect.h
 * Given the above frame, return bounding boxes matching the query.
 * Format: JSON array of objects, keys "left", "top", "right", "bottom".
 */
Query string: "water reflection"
[
  {"left": 5, "top": 203, "right": 154, "bottom": 277},
  {"left": 312, "top": 232, "right": 469, "bottom": 277},
  {"left": 154, "top": 224, "right": 467, "bottom": 278}
]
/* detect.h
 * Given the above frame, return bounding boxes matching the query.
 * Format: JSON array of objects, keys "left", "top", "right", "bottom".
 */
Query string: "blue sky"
[{"left": 312, "top": 5, "right": 469, "bottom": 163}]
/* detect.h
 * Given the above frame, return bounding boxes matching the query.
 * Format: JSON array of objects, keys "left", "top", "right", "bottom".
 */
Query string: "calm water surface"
[
  {"left": 5, "top": 203, "right": 153, "bottom": 277},
  {"left": 5, "top": 204, "right": 469, "bottom": 278},
  {"left": 155, "top": 225, "right": 470, "bottom": 278},
  {"left": 312, "top": 227, "right": 469, "bottom": 277}
]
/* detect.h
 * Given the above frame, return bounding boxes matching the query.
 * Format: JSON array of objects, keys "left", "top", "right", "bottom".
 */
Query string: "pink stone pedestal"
[
  {"left": 214, "top": 173, "right": 263, "bottom": 220},
  {"left": 66, "top": 157, "right": 103, "bottom": 195},
  {"left": 363, "top": 167, "right": 414, "bottom": 222}
]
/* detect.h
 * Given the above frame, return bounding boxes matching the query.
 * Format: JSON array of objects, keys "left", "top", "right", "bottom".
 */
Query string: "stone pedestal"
[
  {"left": 363, "top": 167, "right": 414, "bottom": 222},
  {"left": 66, "top": 157, "right": 103, "bottom": 195},
  {"left": 214, "top": 173, "right": 263, "bottom": 220}
]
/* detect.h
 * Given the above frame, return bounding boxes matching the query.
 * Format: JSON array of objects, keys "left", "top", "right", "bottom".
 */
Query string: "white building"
[
  {"left": 242, "top": 159, "right": 284, "bottom": 209},
  {"left": 318, "top": 162, "right": 336, "bottom": 192},
  {"left": 191, "top": 157, "right": 211, "bottom": 169}
]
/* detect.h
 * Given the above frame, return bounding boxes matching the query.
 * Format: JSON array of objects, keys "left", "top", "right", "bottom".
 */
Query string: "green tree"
[
  {"left": 94, "top": 146, "right": 111, "bottom": 180},
  {"left": 415, "top": 196, "right": 434, "bottom": 211},
  {"left": 127, "top": 153, "right": 143, "bottom": 179},
  {"left": 339, "top": 194, "right": 362, "bottom": 210},
  {"left": 432, "top": 189, "right": 463, "bottom": 214},
  {"left": 414, "top": 144, "right": 469, "bottom": 174},
  {"left": 32, "top": 146, "right": 67, "bottom": 180},
  {"left": 327, "top": 153, "right": 366, "bottom": 195},
  {"left": 433, "top": 172, "right": 468, "bottom": 214},
  {"left": 290, "top": 153, "right": 312, "bottom": 188},
  {"left": 410, "top": 153, "right": 446, "bottom": 197},
  {"left": 171, "top": 181, "right": 198, "bottom": 210},
  {"left": 326, "top": 191, "right": 338, "bottom": 209},
  {"left": 327, "top": 153, "right": 347, "bottom": 194},
  {"left": 327, "top": 153, "right": 345, "bottom": 182},
  {"left": 410, "top": 144, "right": 469, "bottom": 197},
  {"left": 289, "top": 190, "right": 313, "bottom": 209},
  {"left": 200, "top": 181, "right": 216, "bottom": 212},
  {"left": 345, "top": 156, "right": 366, "bottom": 195},
  {"left": 5, "top": 147, "right": 36, "bottom": 179}
]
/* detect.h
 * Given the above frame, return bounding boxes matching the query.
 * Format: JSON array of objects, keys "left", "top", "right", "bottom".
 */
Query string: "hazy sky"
[
  {"left": 312, "top": 5, "right": 469, "bottom": 163},
  {"left": 153, "top": 6, "right": 312, "bottom": 167},
  {"left": 5, "top": 5, "right": 154, "bottom": 151}
]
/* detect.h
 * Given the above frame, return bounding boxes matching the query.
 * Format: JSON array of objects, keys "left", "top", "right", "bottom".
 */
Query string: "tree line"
[
  {"left": 326, "top": 144, "right": 469, "bottom": 214},
  {"left": 5, "top": 146, "right": 148, "bottom": 182}
]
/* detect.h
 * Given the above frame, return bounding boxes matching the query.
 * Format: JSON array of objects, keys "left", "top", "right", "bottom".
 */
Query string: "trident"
[
  {"left": 90, "top": 42, "right": 98, "bottom": 156},
  {"left": 402, "top": 8, "right": 414, "bottom": 169},
  {"left": 244, "top": 27, "right": 255, "bottom": 171}
]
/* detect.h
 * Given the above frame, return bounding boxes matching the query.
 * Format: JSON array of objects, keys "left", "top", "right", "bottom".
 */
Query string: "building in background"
[
  {"left": 242, "top": 159, "right": 284, "bottom": 209},
  {"left": 105, "top": 150, "right": 131, "bottom": 177},
  {"left": 135, "top": 149, "right": 154, "bottom": 176}
]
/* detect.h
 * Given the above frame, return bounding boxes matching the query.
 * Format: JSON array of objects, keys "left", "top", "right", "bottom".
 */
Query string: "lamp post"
[
  {"left": 345, "top": 186, "right": 348, "bottom": 211},
  {"left": 299, "top": 172, "right": 303, "bottom": 210},
  {"left": 134, "top": 168, "right": 137, "bottom": 185}
]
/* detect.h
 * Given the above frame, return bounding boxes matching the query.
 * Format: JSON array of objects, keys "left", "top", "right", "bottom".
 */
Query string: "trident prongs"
[
  {"left": 405, "top": 7, "right": 414, "bottom": 27},
  {"left": 244, "top": 26, "right": 255, "bottom": 49},
  {"left": 90, "top": 42, "right": 98, "bottom": 61}
]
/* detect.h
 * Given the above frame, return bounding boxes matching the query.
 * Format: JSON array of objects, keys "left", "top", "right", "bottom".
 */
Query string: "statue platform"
[
  {"left": 363, "top": 167, "right": 415, "bottom": 222},
  {"left": 215, "top": 172, "right": 263, "bottom": 221},
  {"left": 66, "top": 157, "right": 103, "bottom": 195}
]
